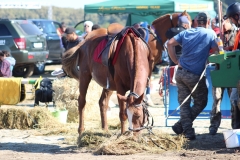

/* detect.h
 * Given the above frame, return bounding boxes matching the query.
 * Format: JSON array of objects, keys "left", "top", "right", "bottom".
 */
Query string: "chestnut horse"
[
  {"left": 62, "top": 28, "right": 151, "bottom": 135},
  {"left": 148, "top": 11, "right": 192, "bottom": 70}
]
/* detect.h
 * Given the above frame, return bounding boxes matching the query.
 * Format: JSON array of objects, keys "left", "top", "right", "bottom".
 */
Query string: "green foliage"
[
  {"left": 0, "top": 1, "right": 236, "bottom": 28},
  {"left": 0, "top": 6, "right": 127, "bottom": 29}
]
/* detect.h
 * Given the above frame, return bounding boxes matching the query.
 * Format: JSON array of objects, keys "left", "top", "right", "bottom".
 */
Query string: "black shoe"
[
  {"left": 185, "top": 134, "right": 196, "bottom": 140},
  {"left": 184, "top": 128, "right": 196, "bottom": 141},
  {"left": 172, "top": 122, "right": 183, "bottom": 135},
  {"left": 209, "top": 128, "right": 217, "bottom": 135}
]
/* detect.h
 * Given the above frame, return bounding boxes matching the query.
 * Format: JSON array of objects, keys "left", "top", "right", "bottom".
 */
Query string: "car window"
[
  {"left": 0, "top": 24, "right": 11, "bottom": 36},
  {"left": 19, "top": 22, "right": 43, "bottom": 35},
  {"left": 32, "top": 21, "right": 57, "bottom": 34}
]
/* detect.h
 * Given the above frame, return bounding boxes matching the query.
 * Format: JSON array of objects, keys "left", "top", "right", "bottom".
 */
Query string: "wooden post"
[{"left": 218, "top": 0, "right": 223, "bottom": 38}]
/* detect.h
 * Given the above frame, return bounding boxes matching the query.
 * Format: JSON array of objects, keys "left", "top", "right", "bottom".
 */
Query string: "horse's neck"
[{"left": 129, "top": 35, "right": 149, "bottom": 97}]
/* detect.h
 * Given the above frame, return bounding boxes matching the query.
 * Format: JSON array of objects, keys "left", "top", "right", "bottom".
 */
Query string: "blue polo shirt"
[{"left": 174, "top": 27, "right": 217, "bottom": 75}]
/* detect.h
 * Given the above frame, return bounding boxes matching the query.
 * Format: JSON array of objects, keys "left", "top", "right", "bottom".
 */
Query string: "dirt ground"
[{"left": 0, "top": 64, "right": 240, "bottom": 160}]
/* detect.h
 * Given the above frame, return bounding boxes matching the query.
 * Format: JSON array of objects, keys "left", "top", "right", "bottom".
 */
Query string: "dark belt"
[{"left": 178, "top": 67, "right": 190, "bottom": 72}]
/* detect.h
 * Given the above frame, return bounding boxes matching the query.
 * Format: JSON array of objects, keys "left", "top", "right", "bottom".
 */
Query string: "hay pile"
[
  {"left": 52, "top": 78, "right": 102, "bottom": 123},
  {"left": 0, "top": 107, "right": 63, "bottom": 129},
  {"left": 77, "top": 130, "right": 186, "bottom": 155}
]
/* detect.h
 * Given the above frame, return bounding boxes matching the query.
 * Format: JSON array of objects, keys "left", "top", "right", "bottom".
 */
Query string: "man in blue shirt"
[{"left": 167, "top": 12, "right": 218, "bottom": 140}]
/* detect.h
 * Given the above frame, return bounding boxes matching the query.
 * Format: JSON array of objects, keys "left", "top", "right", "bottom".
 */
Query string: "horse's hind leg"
[
  {"left": 78, "top": 75, "right": 92, "bottom": 134},
  {"left": 99, "top": 88, "right": 113, "bottom": 131}
]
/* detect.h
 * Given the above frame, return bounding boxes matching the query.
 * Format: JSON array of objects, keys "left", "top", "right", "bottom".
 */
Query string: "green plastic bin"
[{"left": 208, "top": 50, "right": 240, "bottom": 88}]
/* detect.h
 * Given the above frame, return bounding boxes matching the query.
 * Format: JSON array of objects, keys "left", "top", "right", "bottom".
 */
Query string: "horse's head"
[
  {"left": 119, "top": 92, "right": 150, "bottom": 136},
  {"left": 151, "top": 10, "right": 192, "bottom": 45}
]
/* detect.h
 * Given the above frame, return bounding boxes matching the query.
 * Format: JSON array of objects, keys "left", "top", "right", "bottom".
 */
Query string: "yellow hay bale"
[
  {"left": 52, "top": 78, "right": 102, "bottom": 123},
  {"left": 77, "top": 129, "right": 186, "bottom": 155},
  {"left": 0, "top": 107, "right": 63, "bottom": 129}
]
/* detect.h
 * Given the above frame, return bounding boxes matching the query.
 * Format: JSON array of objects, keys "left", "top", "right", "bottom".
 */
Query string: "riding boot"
[
  {"left": 231, "top": 102, "right": 240, "bottom": 129},
  {"left": 209, "top": 112, "right": 221, "bottom": 135}
]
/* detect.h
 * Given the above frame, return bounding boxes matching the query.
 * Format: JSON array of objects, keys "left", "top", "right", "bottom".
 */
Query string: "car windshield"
[
  {"left": 32, "top": 21, "right": 57, "bottom": 34},
  {"left": 19, "top": 22, "right": 43, "bottom": 35}
]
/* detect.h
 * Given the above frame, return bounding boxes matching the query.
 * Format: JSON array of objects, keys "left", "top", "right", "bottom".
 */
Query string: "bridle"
[
  {"left": 127, "top": 92, "right": 145, "bottom": 107},
  {"left": 127, "top": 92, "right": 154, "bottom": 132}
]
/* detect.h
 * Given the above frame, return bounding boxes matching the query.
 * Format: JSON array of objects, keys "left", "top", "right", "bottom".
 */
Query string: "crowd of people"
[{"left": 167, "top": 2, "right": 240, "bottom": 140}]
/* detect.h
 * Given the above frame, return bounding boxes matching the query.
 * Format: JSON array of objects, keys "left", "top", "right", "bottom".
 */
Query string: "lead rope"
[
  {"left": 166, "top": 64, "right": 210, "bottom": 119},
  {"left": 146, "top": 104, "right": 177, "bottom": 150},
  {"left": 147, "top": 64, "right": 210, "bottom": 150}
]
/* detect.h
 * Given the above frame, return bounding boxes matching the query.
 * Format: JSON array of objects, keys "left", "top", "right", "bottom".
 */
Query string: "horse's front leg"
[
  {"left": 99, "top": 88, "right": 113, "bottom": 131},
  {"left": 78, "top": 75, "right": 92, "bottom": 135},
  {"left": 117, "top": 92, "right": 128, "bottom": 134}
]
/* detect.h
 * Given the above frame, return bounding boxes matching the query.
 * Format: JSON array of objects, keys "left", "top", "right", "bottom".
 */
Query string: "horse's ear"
[{"left": 181, "top": 10, "right": 187, "bottom": 16}]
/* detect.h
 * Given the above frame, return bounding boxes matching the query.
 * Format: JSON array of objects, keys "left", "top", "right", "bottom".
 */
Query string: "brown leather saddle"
[
  {"left": 100, "top": 23, "right": 124, "bottom": 66},
  {"left": 99, "top": 23, "right": 147, "bottom": 67}
]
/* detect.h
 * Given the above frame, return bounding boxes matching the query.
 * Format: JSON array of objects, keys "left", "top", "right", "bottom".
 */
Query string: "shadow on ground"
[
  {"left": 185, "top": 133, "right": 240, "bottom": 154},
  {"left": 0, "top": 143, "right": 78, "bottom": 154}
]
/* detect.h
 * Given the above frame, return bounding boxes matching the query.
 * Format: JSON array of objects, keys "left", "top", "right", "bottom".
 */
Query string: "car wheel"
[
  {"left": 34, "top": 63, "right": 46, "bottom": 75},
  {"left": 13, "top": 65, "right": 35, "bottom": 78}
]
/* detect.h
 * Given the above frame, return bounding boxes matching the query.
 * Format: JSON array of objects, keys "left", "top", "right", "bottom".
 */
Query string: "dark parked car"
[
  {"left": 0, "top": 19, "right": 48, "bottom": 77},
  {"left": 30, "top": 19, "right": 64, "bottom": 64}
]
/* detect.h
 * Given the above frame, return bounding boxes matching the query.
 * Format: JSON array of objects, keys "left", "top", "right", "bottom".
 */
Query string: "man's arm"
[{"left": 167, "top": 37, "right": 180, "bottom": 65}]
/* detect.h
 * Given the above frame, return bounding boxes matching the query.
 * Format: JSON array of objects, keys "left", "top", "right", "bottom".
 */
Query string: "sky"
[
  {"left": 42, "top": 0, "right": 107, "bottom": 9},
  {"left": 0, "top": 0, "right": 107, "bottom": 9}
]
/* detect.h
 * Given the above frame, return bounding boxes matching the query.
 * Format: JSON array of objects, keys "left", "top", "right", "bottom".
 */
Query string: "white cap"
[{"left": 84, "top": 21, "right": 93, "bottom": 29}]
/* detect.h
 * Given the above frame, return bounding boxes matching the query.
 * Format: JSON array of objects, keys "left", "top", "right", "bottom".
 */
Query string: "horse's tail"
[{"left": 62, "top": 42, "right": 83, "bottom": 80}]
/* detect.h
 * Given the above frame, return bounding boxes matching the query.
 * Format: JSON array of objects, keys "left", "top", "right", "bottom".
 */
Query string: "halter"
[
  {"left": 127, "top": 92, "right": 154, "bottom": 132},
  {"left": 127, "top": 92, "right": 144, "bottom": 107},
  {"left": 128, "top": 101, "right": 154, "bottom": 132}
]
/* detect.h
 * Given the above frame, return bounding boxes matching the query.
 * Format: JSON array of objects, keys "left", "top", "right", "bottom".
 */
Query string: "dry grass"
[
  {"left": 0, "top": 77, "right": 188, "bottom": 155},
  {"left": 77, "top": 129, "right": 186, "bottom": 155},
  {"left": 52, "top": 78, "right": 102, "bottom": 123},
  {"left": 0, "top": 107, "right": 63, "bottom": 129}
]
